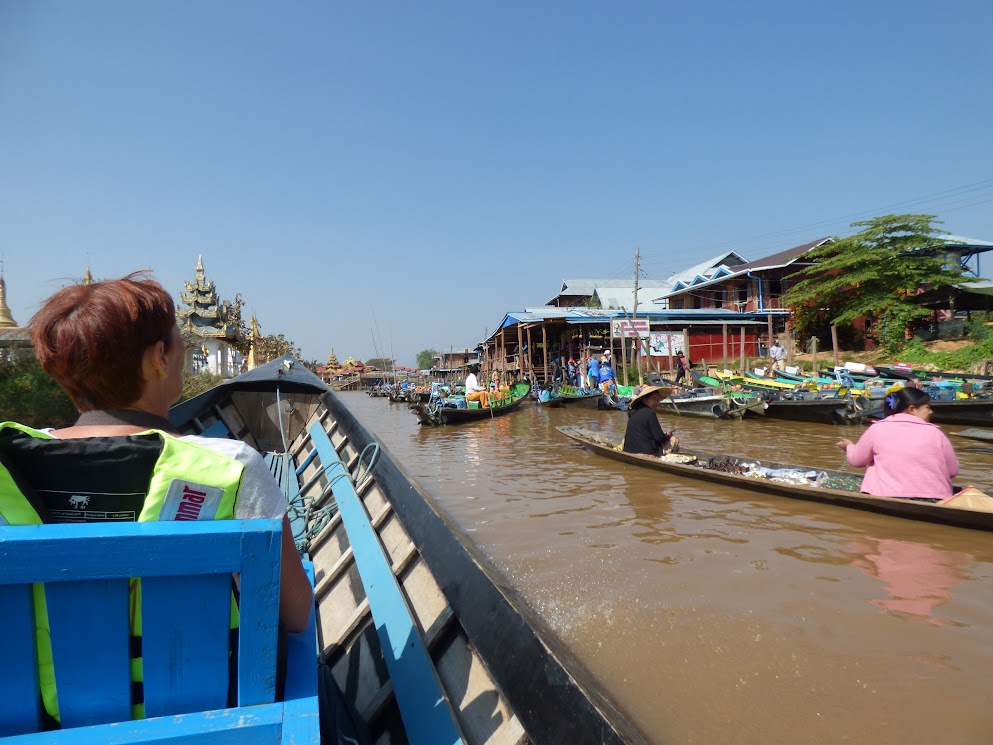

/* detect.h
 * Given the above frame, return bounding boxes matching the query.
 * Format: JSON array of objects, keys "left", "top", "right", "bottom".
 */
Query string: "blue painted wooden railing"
[
  {"left": 308, "top": 422, "right": 465, "bottom": 745},
  {"left": 0, "top": 519, "right": 319, "bottom": 744}
]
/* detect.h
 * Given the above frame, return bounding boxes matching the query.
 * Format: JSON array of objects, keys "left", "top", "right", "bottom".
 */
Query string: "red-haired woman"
[{"left": 22, "top": 273, "right": 313, "bottom": 631}]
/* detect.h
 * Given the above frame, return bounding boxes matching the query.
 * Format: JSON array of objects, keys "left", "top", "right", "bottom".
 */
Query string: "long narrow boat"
[
  {"left": 557, "top": 425, "right": 993, "bottom": 532},
  {"left": 952, "top": 427, "right": 993, "bottom": 443},
  {"left": 762, "top": 389, "right": 860, "bottom": 425},
  {"left": 169, "top": 358, "right": 649, "bottom": 744},
  {"left": 657, "top": 390, "right": 764, "bottom": 419},
  {"left": 537, "top": 384, "right": 604, "bottom": 408},
  {"left": 411, "top": 380, "right": 532, "bottom": 425}
]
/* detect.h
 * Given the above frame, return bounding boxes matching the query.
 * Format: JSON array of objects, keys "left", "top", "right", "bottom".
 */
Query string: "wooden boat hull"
[
  {"left": 557, "top": 425, "right": 993, "bottom": 533},
  {"left": 657, "top": 393, "right": 731, "bottom": 419},
  {"left": 928, "top": 399, "right": 993, "bottom": 427},
  {"left": 412, "top": 381, "right": 533, "bottom": 425},
  {"left": 860, "top": 395, "right": 993, "bottom": 427},
  {"left": 763, "top": 396, "right": 855, "bottom": 425},
  {"left": 952, "top": 427, "right": 993, "bottom": 443},
  {"left": 171, "top": 359, "right": 648, "bottom": 745},
  {"left": 538, "top": 389, "right": 604, "bottom": 408}
]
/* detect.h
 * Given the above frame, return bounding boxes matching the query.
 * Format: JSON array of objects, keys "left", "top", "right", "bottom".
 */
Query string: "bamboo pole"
[
  {"left": 667, "top": 333, "right": 674, "bottom": 381},
  {"left": 767, "top": 314, "right": 774, "bottom": 358},
  {"left": 811, "top": 336, "right": 818, "bottom": 378},
  {"left": 722, "top": 323, "right": 728, "bottom": 367},
  {"left": 831, "top": 325, "right": 839, "bottom": 367},
  {"left": 740, "top": 326, "right": 745, "bottom": 373},
  {"left": 517, "top": 322, "right": 523, "bottom": 379},
  {"left": 541, "top": 323, "right": 548, "bottom": 387}
]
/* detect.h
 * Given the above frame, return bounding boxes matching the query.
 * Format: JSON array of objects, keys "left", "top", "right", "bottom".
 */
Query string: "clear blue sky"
[{"left": 2, "top": 1, "right": 991, "bottom": 366}]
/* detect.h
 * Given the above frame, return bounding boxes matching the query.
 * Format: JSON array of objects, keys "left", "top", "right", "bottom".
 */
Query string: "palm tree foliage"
[{"left": 784, "top": 214, "right": 975, "bottom": 351}]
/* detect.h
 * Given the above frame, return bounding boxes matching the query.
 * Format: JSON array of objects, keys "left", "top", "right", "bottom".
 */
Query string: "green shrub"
[
  {"left": 965, "top": 313, "right": 992, "bottom": 342},
  {"left": 0, "top": 357, "right": 77, "bottom": 428},
  {"left": 180, "top": 371, "right": 225, "bottom": 403}
]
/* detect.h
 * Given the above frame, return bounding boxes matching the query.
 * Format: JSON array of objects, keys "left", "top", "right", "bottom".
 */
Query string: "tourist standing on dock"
[
  {"left": 835, "top": 388, "right": 958, "bottom": 499},
  {"left": 465, "top": 365, "right": 489, "bottom": 408},
  {"left": 770, "top": 340, "right": 786, "bottom": 371},
  {"left": 587, "top": 354, "right": 601, "bottom": 391},
  {"left": 598, "top": 356, "right": 616, "bottom": 394},
  {"left": 623, "top": 385, "right": 677, "bottom": 456}
]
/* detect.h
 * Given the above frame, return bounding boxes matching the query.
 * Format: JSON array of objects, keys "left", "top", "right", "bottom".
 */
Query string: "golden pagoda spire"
[
  {"left": 0, "top": 262, "right": 17, "bottom": 328},
  {"left": 247, "top": 313, "right": 260, "bottom": 370},
  {"left": 196, "top": 254, "right": 205, "bottom": 279},
  {"left": 82, "top": 266, "right": 93, "bottom": 285}
]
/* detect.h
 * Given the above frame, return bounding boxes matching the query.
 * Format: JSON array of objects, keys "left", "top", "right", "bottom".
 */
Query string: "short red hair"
[{"left": 30, "top": 273, "right": 179, "bottom": 411}]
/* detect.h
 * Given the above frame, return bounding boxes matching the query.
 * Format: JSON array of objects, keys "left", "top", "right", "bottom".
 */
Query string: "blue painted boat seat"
[
  {"left": 198, "top": 419, "right": 232, "bottom": 438},
  {"left": 0, "top": 519, "right": 319, "bottom": 744}
]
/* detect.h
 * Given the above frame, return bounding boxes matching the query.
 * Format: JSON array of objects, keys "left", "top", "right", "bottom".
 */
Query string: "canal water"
[{"left": 339, "top": 392, "right": 993, "bottom": 745}]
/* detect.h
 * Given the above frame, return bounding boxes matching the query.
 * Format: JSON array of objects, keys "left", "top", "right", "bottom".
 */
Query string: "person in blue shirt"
[
  {"left": 597, "top": 356, "right": 616, "bottom": 394},
  {"left": 587, "top": 354, "right": 601, "bottom": 391}
]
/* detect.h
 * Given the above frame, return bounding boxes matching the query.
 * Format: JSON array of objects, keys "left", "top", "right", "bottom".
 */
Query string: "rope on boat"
[{"left": 287, "top": 436, "right": 381, "bottom": 555}]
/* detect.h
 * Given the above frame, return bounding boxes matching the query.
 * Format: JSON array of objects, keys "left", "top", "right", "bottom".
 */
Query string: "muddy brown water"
[{"left": 340, "top": 392, "right": 993, "bottom": 744}]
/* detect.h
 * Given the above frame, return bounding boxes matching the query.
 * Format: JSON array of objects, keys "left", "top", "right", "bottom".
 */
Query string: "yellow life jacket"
[{"left": 0, "top": 422, "right": 245, "bottom": 723}]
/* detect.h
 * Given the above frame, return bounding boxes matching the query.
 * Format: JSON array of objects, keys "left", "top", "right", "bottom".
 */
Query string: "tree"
[
  {"left": 366, "top": 358, "right": 395, "bottom": 371},
  {"left": 218, "top": 293, "right": 251, "bottom": 356},
  {"left": 255, "top": 333, "right": 302, "bottom": 363},
  {"left": 784, "top": 214, "right": 974, "bottom": 352},
  {"left": 415, "top": 349, "right": 439, "bottom": 370}
]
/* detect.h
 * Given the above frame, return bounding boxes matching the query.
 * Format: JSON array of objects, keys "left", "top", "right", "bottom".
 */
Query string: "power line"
[{"left": 681, "top": 177, "right": 993, "bottom": 256}]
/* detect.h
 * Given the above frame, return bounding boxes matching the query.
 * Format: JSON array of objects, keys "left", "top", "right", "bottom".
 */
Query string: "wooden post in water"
[
  {"left": 667, "top": 333, "right": 674, "bottom": 381},
  {"left": 811, "top": 336, "right": 818, "bottom": 378},
  {"left": 516, "top": 322, "right": 523, "bottom": 380},
  {"left": 619, "top": 322, "right": 628, "bottom": 386},
  {"left": 785, "top": 320, "right": 793, "bottom": 366},
  {"left": 722, "top": 323, "right": 728, "bottom": 367},
  {"left": 526, "top": 325, "right": 534, "bottom": 381},
  {"left": 541, "top": 323, "right": 548, "bottom": 387},
  {"left": 740, "top": 327, "right": 746, "bottom": 373},
  {"left": 767, "top": 314, "right": 774, "bottom": 358},
  {"left": 831, "top": 325, "right": 839, "bottom": 367}
]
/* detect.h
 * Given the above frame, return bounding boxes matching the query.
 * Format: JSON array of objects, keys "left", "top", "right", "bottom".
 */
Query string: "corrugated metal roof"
[
  {"left": 655, "top": 238, "right": 832, "bottom": 300},
  {"left": 492, "top": 307, "right": 786, "bottom": 336},
  {"left": 0, "top": 327, "right": 32, "bottom": 344},
  {"left": 942, "top": 235, "right": 993, "bottom": 248},
  {"left": 663, "top": 251, "right": 749, "bottom": 289}
]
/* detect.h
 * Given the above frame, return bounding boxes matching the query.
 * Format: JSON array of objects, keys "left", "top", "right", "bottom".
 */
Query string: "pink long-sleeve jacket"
[{"left": 845, "top": 413, "right": 959, "bottom": 498}]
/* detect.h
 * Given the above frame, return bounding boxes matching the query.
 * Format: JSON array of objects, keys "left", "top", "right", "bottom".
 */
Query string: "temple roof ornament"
[
  {"left": 247, "top": 314, "right": 260, "bottom": 370},
  {"left": 82, "top": 266, "right": 93, "bottom": 285},
  {"left": 176, "top": 255, "right": 240, "bottom": 342},
  {"left": 0, "top": 271, "right": 18, "bottom": 328},
  {"left": 326, "top": 349, "right": 340, "bottom": 370}
]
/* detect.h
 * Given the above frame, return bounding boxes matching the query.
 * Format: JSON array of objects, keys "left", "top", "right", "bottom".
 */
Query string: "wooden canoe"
[
  {"left": 537, "top": 386, "right": 604, "bottom": 408},
  {"left": 411, "top": 380, "right": 533, "bottom": 425},
  {"left": 556, "top": 425, "right": 993, "bottom": 533},
  {"left": 170, "top": 359, "right": 648, "bottom": 744}
]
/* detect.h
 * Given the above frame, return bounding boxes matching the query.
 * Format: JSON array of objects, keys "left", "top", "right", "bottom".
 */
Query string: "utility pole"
[{"left": 633, "top": 247, "right": 644, "bottom": 385}]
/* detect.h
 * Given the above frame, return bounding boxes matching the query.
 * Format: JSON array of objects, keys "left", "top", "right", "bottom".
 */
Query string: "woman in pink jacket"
[{"left": 836, "top": 388, "right": 958, "bottom": 499}]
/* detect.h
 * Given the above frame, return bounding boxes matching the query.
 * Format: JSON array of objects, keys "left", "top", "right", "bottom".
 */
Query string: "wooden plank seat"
[{"left": 0, "top": 519, "right": 319, "bottom": 744}]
